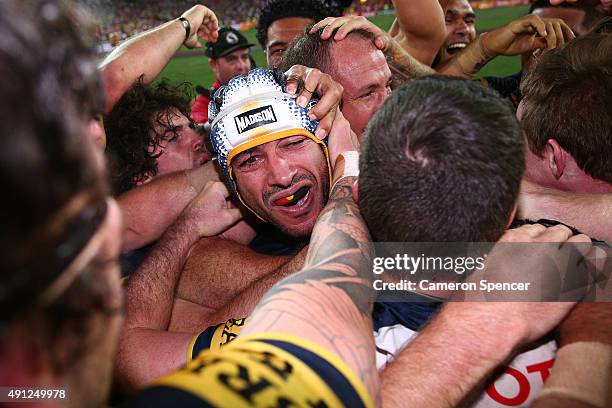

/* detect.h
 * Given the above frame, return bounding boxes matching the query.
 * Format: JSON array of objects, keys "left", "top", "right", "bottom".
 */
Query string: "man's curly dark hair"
[
  {"left": 256, "top": 0, "right": 338, "bottom": 48},
  {"left": 104, "top": 78, "right": 193, "bottom": 195}
]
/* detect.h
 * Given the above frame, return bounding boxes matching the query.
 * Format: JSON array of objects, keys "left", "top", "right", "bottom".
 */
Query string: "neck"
[{"left": 524, "top": 171, "right": 612, "bottom": 193}]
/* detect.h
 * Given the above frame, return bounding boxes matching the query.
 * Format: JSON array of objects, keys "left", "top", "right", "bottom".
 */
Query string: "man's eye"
[
  {"left": 360, "top": 91, "right": 375, "bottom": 99},
  {"left": 288, "top": 139, "right": 304, "bottom": 147},
  {"left": 238, "top": 155, "right": 260, "bottom": 168},
  {"left": 272, "top": 48, "right": 285, "bottom": 55}
]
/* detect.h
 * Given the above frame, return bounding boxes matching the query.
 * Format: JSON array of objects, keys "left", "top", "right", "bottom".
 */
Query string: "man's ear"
[
  {"left": 506, "top": 203, "right": 518, "bottom": 230},
  {"left": 545, "top": 139, "right": 566, "bottom": 180},
  {"left": 208, "top": 58, "right": 217, "bottom": 75},
  {"left": 352, "top": 179, "right": 359, "bottom": 205}
]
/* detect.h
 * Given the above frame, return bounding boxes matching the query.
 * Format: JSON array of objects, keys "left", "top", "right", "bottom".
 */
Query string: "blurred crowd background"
[{"left": 80, "top": 0, "right": 530, "bottom": 50}]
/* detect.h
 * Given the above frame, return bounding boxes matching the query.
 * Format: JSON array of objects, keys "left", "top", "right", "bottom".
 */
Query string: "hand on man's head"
[{"left": 284, "top": 65, "right": 344, "bottom": 139}]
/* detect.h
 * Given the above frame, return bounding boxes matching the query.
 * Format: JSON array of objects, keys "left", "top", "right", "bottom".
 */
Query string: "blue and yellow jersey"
[
  {"left": 187, "top": 317, "right": 247, "bottom": 361},
  {"left": 123, "top": 333, "right": 374, "bottom": 408}
]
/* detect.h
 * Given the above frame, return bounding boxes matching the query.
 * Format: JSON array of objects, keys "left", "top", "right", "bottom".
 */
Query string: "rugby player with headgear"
[
  {"left": 115, "top": 67, "right": 351, "bottom": 391},
  {"left": 3, "top": 1, "right": 607, "bottom": 407},
  {"left": 118, "top": 65, "right": 607, "bottom": 406},
  {"left": 2, "top": 1, "right": 377, "bottom": 406}
]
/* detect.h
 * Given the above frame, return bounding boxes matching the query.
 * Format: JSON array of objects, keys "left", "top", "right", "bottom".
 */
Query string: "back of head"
[
  {"left": 0, "top": 3, "right": 119, "bottom": 398},
  {"left": 520, "top": 33, "right": 612, "bottom": 183},
  {"left": 590, "top": 16, "right": 612, "bottom": 34},
  {"left": 1, "top": 0, "right": 106, "bottom": 296},
  {"left": 256, "top": 0, "right": 337, "bottom": 48},
  {"left": 359, "top": 76, "right": 524, "bottom": 242}
]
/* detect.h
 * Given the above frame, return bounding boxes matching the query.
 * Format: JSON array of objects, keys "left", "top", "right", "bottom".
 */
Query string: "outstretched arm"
[
  {"left": 389, "top": 0, "right": 446, "bottom": 66},
  {"left": 118, "top": 162, "right": 221, "bottom": 252},
  {"left": 438, "top": 14, "right": 574, "bottom": 78},
  {"left": 381, "top": 224, "right": 593, "bottom": 408},
  {"left": 116, "top": 181, "right": 240, "bottom": 393},
  {"left": 99, "top": 5, "right": 218, "bottom": 113},
  {"left": 532, "top": 302, "right": 612, "bottom": 408}
]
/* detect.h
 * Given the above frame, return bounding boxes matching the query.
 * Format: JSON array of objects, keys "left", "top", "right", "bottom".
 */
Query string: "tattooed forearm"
[
  {"left": 257, "top": 176, "right": 373, "bottom": 315},
  {"left": 437, "top": 36, "right": 495, "bottom": 78},
  {"left": 241, "top": 175, "right": 380, "bottom": 401},
  {"left": 385, "top": 41, "right": 436, "bottom": 88}
]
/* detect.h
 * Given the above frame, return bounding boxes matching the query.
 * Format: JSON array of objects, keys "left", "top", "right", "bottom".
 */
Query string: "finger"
[
  {"left": 321, "top": 19, "right": 346, "bottom": 40},
  {"left": 528, "top": 15, "right": 547, "bottom": 38},
  {"left": 545, "top": 22, "right": 557, "bottom": 49},
  {"left": 535, "top": 224, "right": 574, "bottom": 242},
  {"left": 214, "top": 182, "right": 231, "bottom": 199},
  {"left": 335, "top": 17, "right": 376, "bottom": 41},
  {"left": 314, "top": 105, "right": 337, "bottom": 140},
  {"left": 285, "top": 80, "right": 298, "bottom": 95},
  {"left": 308, "top": 74, "right": 342, "bottom": 119},
  {"left": 560, "top": 21, "right": 576, "bottom": 41},
  {"left": 297, "top": 68, "right": 322, "bottom": 108},
  {"left": 567, "top": 233, "right": 592, "bottom": 245},
  {"left": 374, "top": 35, "right": 387, "bottom": 50},
  {"left": 204, "top": 180, "right": 229, "bottom": 199},
  {"left": 511, "top": 223, "right": 549, "bottom": 239},
  {"left": 552, "top": 22, "right": 565, "bottom": 46},
  {"left": 334, "top": 19, "right": 363, "bottom": 40},
  {"left": 311, "top": 17, "right": 336, "bottom": 34},
  {"left": 284, "top": 65, "right": 306, "bottom": 94}
]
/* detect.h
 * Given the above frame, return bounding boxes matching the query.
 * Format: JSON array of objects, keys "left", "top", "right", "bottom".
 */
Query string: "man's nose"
[
  {"left": 267, "top": 155, "right": 296, "bottom": 187},
  {"left": 238, "top": 57, "right": 251, "bottom": 73},
  {"left": 191, "top": 131, "right": 203, "bottom": 152},
  {"left": 455, "top": 20, "right": 469, "bottom": 35}
]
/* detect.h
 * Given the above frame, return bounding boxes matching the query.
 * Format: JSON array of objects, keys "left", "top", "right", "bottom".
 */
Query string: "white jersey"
[{"left": 374, "top": 320, "right": 557, "bottom": 407}]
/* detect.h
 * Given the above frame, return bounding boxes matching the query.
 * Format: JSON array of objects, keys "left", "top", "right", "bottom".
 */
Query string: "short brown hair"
[
  {"left": 520, "top": 33, "right": 612, "bottom": 183},
  {"left": 280, "top": 26, "right": 376, "bottom": 77}
]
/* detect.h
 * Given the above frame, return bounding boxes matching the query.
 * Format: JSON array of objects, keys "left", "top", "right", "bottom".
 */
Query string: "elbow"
[{"left": 100, "top": 63, "right": 127, "bottom": 114}]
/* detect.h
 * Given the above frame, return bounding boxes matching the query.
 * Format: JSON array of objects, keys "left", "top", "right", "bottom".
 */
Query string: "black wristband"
[{"left": 178, "top": 17, "right": 190, "bottom": 40}]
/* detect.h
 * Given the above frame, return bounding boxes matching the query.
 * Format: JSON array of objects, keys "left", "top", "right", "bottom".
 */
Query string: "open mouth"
[
  {"left": 446, "top": 42, "right": 468, "bottom": 55},
  {"left": 273, "top": 186, "right": 310, "bottom": 207}
]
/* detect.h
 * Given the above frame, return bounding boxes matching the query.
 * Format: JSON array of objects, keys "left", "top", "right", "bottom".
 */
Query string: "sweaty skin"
[
  {"left": 233, "top": 135, "right": 330, "bottom": 239},
  {"left": 329, "top": 36, "right": 392, "bottom": 140}
]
